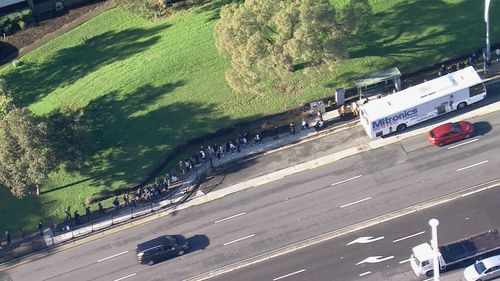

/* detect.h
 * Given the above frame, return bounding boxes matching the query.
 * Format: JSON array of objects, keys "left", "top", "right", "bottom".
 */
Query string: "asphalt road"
[
  {"left": 2, "top": 90, "right": 500, "bottom": 281},
  {"left": 211, "top": 186, "right": 500, "bottom": 281}
]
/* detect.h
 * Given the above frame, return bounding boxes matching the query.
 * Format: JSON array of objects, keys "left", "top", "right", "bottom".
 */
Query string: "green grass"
[{"left": 0, "top": 0, "right": 499, "bottom": 235}]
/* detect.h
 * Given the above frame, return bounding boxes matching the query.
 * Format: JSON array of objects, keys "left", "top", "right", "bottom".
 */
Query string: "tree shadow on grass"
[
  {"left": 350, "top": 0, "right": 500, "bottom": 71},
  {"left": 196, "top": 0, "right": 243, "bottom": 22},
  {"left": 2, "top": 23, "right": 170, "bottom": 107},
  {"left": 70, "top": 81, "right": 234, "bottom": 193}
]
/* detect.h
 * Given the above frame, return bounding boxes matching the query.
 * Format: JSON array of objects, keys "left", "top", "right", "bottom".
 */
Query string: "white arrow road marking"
[
  {"left": 356, "top": 256, "right": 394, "bottom": 265},
  {"left": 347, "top": 236, "right": 384, "bottom": 245}
]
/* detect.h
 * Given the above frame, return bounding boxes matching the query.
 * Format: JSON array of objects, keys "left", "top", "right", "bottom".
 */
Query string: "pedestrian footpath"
[{"left": 2, "top": 61, "right": 500, "bottom": 269}]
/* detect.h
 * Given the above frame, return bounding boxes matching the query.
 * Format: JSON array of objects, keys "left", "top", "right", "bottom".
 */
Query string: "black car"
[{"left": 136, "top": 235, "right": 189, "bottom": 265}]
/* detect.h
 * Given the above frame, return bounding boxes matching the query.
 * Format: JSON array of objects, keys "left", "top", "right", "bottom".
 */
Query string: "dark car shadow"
[
  {"left": 472, "top": 121, "right": 492, "bottom": 136},
  {"left": 186, "top": 234, "right": 210, "bottom": 254}
]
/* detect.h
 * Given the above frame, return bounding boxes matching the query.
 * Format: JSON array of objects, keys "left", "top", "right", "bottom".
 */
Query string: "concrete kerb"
[{"left": 183, "top": 179, "right": 500, "bottom": 281}]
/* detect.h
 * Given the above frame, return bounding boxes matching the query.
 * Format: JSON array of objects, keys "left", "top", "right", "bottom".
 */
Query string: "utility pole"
[
  {"left": 485, "top": 0, "right": 491, "bottom": 63},
  {"left": 429, "top": 219, "right": 440, "bottom": 281}
]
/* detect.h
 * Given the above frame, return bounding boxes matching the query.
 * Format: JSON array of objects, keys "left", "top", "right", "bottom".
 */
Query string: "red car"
[{"left": 428, "top": 121, "right": 474, "bottom": 147}]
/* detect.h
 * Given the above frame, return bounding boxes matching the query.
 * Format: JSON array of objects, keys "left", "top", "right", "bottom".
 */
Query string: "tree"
[
  {"left": 0, "top": 107, "right": 53, "bottom": 198},
  {"left": 108, "top": 0, "right": 181, "bottom": 19},
  {"left": 215, "top": 0, "right": 372, "bottom": 94},
  {"left": 108, "top": 0, "right": 161, "bottom": 19},
  {"left": 0, "top": 79, "right": 14, "bottom": 118}
]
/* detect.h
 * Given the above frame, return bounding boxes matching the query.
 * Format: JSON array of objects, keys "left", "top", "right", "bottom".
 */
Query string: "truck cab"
[{"left": 410, "top": 243, "right": 444, "bottom": 277}]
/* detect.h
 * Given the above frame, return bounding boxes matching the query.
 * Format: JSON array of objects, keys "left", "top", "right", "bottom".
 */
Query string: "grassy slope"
[{"left": 0, "top": 0, "right": 499, "bottom": 233}]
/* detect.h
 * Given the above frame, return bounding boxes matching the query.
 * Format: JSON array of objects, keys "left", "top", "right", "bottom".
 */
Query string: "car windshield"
[
  {"left": 474, "top": 261, "right": 487, "bottom": 274},
  {"left": 165, "top": 235, "right": 176, "bottom": 246},
  {"left": 451, "top": 123, "right": 462, "bottom": 133}
]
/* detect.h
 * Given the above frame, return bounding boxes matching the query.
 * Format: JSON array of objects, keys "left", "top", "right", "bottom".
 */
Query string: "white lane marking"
[
  {"left": 347, "top": 236, "right": 384, "bottom": 245},
  {"left": 273, "top": 269, "right": 306, "bottom": 280},
  {"left": 356, "top": 256, "right": 394, "bottom": 265},
  {"left": 340, "top": 197, "right": 372, "bottom": 208},
  {"left": 456, "top": 160, "right": 489, "bottom": 172},
  {"left": 359, "top": 271, "right": 372, "bottom": 277},
  {"left": 96, "top": 250, "right": 129, "bottom": 263},
  {"left": 399, "top": 259, "right": 411, "bottom": 264},
  {"left": 331, "top": 175, "right": 363, "bottom": 186},
  {"left": 113, "top": 273, "right": 136, "bottom": 281},
  {"left": 214, "top": 212, "right": 246, "bottom": 224},
  {"left": 447, "top": 138, "right": 479, "bottom": 149},
  {"left": 223, "top": 234, "right": 255, "bottom": 246},
  {"left": 392, "top": 231, "right": 426, "bottom": 243}
]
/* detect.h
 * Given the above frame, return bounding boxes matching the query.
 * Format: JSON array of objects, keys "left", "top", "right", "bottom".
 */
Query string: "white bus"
[{"left": 359, "top": 66, "right": 486, "bottom": 138}]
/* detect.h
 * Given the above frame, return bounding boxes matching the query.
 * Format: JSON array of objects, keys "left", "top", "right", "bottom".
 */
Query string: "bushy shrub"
[
  {"left": 0, "top": 9, "right": 33, "bottom": 35},
  {"left": 18, "top": 20, "right": 26, "bottom": 30},
  {"left": 19, "top": 9, "right": 34, "bottom": 27}
]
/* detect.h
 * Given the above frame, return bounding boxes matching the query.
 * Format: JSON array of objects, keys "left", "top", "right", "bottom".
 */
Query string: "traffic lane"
[
  {"left": 203, "top": 124, "right": 370, "bottom": 193},
  {"left": 6, "top": 110, "right": 500, "bottom": 281},
  {"left": 211, "top": 186, "right": 500, "bottom": 281},
  {"left": 7, "top": 138, "right": 500, "bottom": 281},
  {"left": 207, "top": 83, "right": 500, "bottom": 194}
]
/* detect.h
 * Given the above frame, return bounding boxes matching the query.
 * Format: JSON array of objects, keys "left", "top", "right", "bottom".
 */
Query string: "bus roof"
[{"left": 361, "top": 66, "right": 482, "bottom": 121}]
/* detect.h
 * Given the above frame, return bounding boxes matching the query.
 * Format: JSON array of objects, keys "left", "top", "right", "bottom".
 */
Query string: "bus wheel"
[
  {"left": 425, "top": 270, "right": 434, "bottom": 277},
  {"left": 438, "top": 142, "right": 444, "bottom": 147},
  {"left": 396, "top": 124, "right": 407, "bottom": 131},
  {"left": 457, "top": 102, "right": 467, "bottom": 110}
]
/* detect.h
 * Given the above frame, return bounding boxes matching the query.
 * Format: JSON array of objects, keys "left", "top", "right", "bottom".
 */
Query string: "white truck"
[
  {"left": 359, "top": 66, "right": 487, "bottom": 138},
  {"left": 410, "top": 229, "right": 500, "bottom": 277}
]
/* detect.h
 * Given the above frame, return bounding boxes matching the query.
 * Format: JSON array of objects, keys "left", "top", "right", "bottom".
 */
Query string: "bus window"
[{"left": 469, "top": 83, "right": 486, "bottom": 97}]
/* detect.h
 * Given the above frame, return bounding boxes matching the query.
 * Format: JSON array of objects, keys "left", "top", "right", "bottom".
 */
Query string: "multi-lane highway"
[
  {"left": 211, "top": 186, "right": 500, "bottom": 281},
  {"left": 2, "top": 94, "right": 500, "bottom": 281}
]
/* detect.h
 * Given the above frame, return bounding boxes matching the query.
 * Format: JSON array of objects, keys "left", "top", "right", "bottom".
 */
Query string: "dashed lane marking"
[
  {"left": 273, "top": 269, "right": 306, "bottom": 280},
  {"left": 214, "top": 212, "right": 246, "bottom": 224},
  {"left": 359, "top": 271, "right": 372, "bottom": 277},
  {"left": 331, "top": 175, "right": 363, "bottom": 187},
  {"left": 340, "top": 197, "right": 372, "bottom": 208},
  {"left": 447, "top": 138, "right": 479, "bottom": 149},
  {"left": 456, "top": 160, "right": 489, "bottom": 172},
  {"left": 223, "top": 234, "right": 255, "bottom": 246},
  {"left": 96, "top": 250, "right": 129, "bottom": 263},
  {"left": 392, "top": 231, "right": 426, "bottom": 243},
  {"left": 113, "top": 273, "right": 136, "bottom": 281}
]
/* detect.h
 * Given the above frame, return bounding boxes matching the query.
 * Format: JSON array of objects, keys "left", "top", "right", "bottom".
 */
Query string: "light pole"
[
  {"left": 429, "top": 219, "right": 440, "bottom": 281},
  {"left": 485, "top": 0, "right": 491, "bottom": 63}
]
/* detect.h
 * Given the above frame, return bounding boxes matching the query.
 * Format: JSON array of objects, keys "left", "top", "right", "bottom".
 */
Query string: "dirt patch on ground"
[{"left": 0, "top": 0, "right": 107, "bottom": 65}]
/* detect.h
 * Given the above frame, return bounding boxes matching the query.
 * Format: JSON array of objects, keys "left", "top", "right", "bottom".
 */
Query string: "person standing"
[
  {"left": 5, "top": 230, "right": 11, "bottom": 246},
  {"left": 64, "top": 206, "right": 72, "bottom": 220},
  {"left": 98, "top": 202, "right": 105, "bottom": 215},
  {"left": 85, "top": 206, "right": 92, "bottom": 222},
  {"left": 74, "top": 210, "right": 81, "bottom": 225},
  {"left": 37, "top": 221, "right": 43, "bottom": 236},
  {"left": 19, "top": 227, "right": 25, "bottom": 240},
  {"left": 351, "top": 101, "right": 358, "bottom": 116},
  {"left": 339, "top": 104, "right": 346, "bottom": 117}
]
